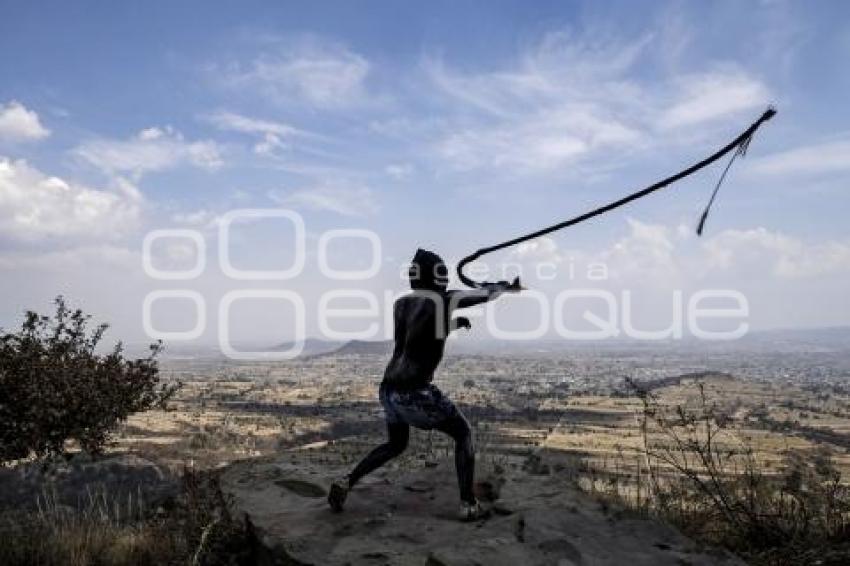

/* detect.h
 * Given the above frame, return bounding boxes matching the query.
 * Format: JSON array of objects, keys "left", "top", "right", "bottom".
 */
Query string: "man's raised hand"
[
  {"left": 488, "top": 277, "right": 524, "bottom": 293},
  {"left": 503, "top": 276, "right": 524, "bottom": 292}
]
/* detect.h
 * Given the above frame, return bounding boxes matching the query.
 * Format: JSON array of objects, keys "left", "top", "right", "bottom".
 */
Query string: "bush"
[
  {"left": 621, "top": 378, "right": 850, "bottom": 564},
  {"left": 0, "top": 297, "right": 179, "bottom": 463}
]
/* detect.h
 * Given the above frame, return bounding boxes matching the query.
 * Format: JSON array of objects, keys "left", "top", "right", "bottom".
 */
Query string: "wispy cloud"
[
  {"left": 217, "top": 36, "right": 371, "bottom": 109},
  {"left": 423, "top": 32, "right": 770, "bottom": 175},
  {"left": 204, "top": 110, "right": 299, "bottom": 137},
  {"left": 204, "top": 110, "right": 315, "bottom": 156},
  {"left": 426, "top": 31, "right": 652, "bottom": 118},
  {"left": 74, "top": 126, "right": 223, "bottom": 178},
  {"left": 0, "top": 100, "right": 50, "bottom": 142},
  {"left": 171, "top": 208, "right": 213, "bottom": 226},
  {"left": 436, "top": 108, "right": 639, "bottom": 173},
  {"left": 747, "top": 137, "right": 850, "bottom": 176},
  {"left": 659, "top": 68, "right": 770, "bottom": 129},
  {"left": 269, "top": 181, "right": 378, "bottom": 216},
  {"left": 385, "top": 163, "right": 414, "bottom": 180}
]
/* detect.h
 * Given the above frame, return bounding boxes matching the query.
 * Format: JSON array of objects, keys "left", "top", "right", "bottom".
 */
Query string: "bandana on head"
[{"left": 409, "top": 248, "right": 446, "bottom": 290}]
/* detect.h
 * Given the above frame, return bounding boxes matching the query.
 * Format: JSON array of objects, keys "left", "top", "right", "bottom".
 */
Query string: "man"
[{"left": 328, "top": 248, "right": 520, "bottom": 520}]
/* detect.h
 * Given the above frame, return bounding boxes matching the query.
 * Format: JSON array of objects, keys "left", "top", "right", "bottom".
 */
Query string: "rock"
[
  {"left": 276, "top": 478, "right": 327, "bottom": 498},
  {"left": 473, "top": 478, "right": 503, "bottom": 502},
  {"left": 219, "top": 447, "right": 745, "bottom": 566},
  {"left": 403, "top": 480, "right": 434, "bottom": 493}
]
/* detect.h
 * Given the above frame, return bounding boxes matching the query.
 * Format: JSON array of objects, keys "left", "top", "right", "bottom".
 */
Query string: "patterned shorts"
[{"left": 379, "top": 382, "right": 462, "bottom": 430}]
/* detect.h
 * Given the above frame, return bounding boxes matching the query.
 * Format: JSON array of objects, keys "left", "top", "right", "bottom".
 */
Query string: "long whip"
[{"left": 457, "top": 106, "right": 777, "bottom": 288}]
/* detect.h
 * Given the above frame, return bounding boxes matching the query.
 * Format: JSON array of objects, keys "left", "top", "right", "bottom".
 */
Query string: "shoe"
[
  {"left": 458, "top": 499, "right": 485, "bottom": 521},
  {"left": 328, "top": 477, "right": 349, "bottom": 512}
]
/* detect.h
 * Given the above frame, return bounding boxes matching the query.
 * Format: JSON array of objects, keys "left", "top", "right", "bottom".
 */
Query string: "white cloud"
[
  {"left": 598, "top": 219, "right": 680, "bottom": 281},
  {"left": 425, "top": 33, "right": 769, "bottom": 175},
  {"left": 203, "top": 110, "right": 311, "bottom": 156},
  {"left": 659, "top": 68, "right": 771, "bottom": 129},
  {"left": 595, "top": 220, "right": 850, "bottom": 282},
  {"left": 0, "top": 157, "right": 141, "bottom": 242},
  {"left": 702, "top": 227, "right": 850, "bottom": 278},
  {"left": 0, "top": 100, "right": 50, "bottom": 142},
  {"left": 251, "top": 133, "right": 287, "bottom": 156},
  {"left": 171, "top": 209, "right": 212, "bottom": 226},
  {"left": 426, "top": 32, "right": 651, "bottom": 118},
  {"left": 219, "top": 38, "right": 370, "bottom": 108},
  {"left": 460, "top": 219, "right": 848, "bottom": 331},
  {"left": 509, "top": 236, "right": 563, "bottom": 264},
  {"left": 425, "top": 36, "right": 646, "bottom": 173},
  {"left": 75, "top": 126, "right": 223, "bottom": 178},
  {"left": 437, "top": 109, "right": 639, "bottom": 172},
  {"left": 385, "top": 163, "right": 413, "bottom": 180},
  {"left": 746, "top": 138, "right": 850, "bottom": 176},
  {"left": 204, "top": 110, "right": 298, "bottom": 137},
  {"left": 269, "top": 182, "right": 378, "bottom": 216},
  {"left": 199, "top": 111, "right": 321, "bottom": 156}
]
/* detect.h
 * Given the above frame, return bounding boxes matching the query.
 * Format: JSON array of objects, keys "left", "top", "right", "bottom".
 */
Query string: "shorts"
[{"left": 379, "top": 382, "right": 462, "bottom": 430}]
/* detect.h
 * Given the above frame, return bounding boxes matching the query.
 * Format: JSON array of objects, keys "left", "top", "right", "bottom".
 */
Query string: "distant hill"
[
  {"left": 270, "top": 338, "right": 393, "bottom": 359},
  {"left": 268, "top": 326, "right": 850, "bottom": 360},
  {"left": 269, "top": 338, "right": 343, "bottom": 357},
  {"left": 324, "top": 339, "right": 393, "bottom": 357},
  {"left": 737, "top": 326, "right": 850, "bottom": 352}
]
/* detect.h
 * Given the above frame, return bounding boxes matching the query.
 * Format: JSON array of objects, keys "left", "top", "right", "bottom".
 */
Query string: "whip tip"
[{"left": 696, "top": 209, "right": 709, "bottom": 237}]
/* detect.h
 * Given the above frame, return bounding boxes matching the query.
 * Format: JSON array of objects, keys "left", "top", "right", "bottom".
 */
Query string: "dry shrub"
[
  {"left": 620, "top": 378, "right": 850, "bottom": 565},
  {"left": 0, "top": 466, "right": 269, "bottom": 566}
]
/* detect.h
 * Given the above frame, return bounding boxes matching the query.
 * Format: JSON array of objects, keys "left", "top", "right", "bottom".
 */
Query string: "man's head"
[{"left": 409, "top": 248, "right": 448, "bottom": 291}]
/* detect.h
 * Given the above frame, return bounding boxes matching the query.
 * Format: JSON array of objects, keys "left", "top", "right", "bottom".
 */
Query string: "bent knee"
[
  {"left": 460, "top": 431, "right": 474, "bottom": 454},
  {"left": 388, "top": 438, "right": 408, "bottom": 456},
  {"left": 448, "top": 417, "right": 473, "bottom": 446}
]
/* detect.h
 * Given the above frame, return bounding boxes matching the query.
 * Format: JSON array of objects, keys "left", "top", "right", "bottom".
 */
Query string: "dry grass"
[{"left": 0, "top": 467, "right": 264, "bottom": 566}]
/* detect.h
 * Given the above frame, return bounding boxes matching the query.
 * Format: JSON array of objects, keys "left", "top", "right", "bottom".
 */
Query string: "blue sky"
[{"left": 1, "top": 0, "right": 849, "bottom": 343}]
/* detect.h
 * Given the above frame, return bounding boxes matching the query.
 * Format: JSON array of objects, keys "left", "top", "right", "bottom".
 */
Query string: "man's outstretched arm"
[{"left": 448, "top": 277, "right": 523, "bottom": 309}]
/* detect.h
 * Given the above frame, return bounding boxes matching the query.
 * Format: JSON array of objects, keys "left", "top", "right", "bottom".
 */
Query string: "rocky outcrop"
[{"left": 220, "top": 448, "right": 743, "bottom": 566}]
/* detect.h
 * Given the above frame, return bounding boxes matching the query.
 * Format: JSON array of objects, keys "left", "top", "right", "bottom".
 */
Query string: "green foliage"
[{"left": 0, "top": 297, "right": 179, "bottom": 462}]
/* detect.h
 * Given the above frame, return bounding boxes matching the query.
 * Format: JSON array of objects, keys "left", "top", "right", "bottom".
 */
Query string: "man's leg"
[
  {"left": 329, "top": 422, "right": 409, "bottom": 512},
  {"left": 393, "top": 385, "right": 476, "bottom": 505},
  {"left": 348, "top": 421, "right": 409, "bottom": 487},
  {"left": 435, "top": 413, "right": 475, "bottom": 504}
]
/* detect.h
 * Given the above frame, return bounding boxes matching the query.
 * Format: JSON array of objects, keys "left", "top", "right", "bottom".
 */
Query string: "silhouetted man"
[{"left": 328, "top": 248, "right": 520, "bottom": 520}]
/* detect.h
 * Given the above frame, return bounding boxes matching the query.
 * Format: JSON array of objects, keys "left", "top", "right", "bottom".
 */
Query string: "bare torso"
[{"left": 382, "top": 295, "right": 449, "bottom": 389}]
